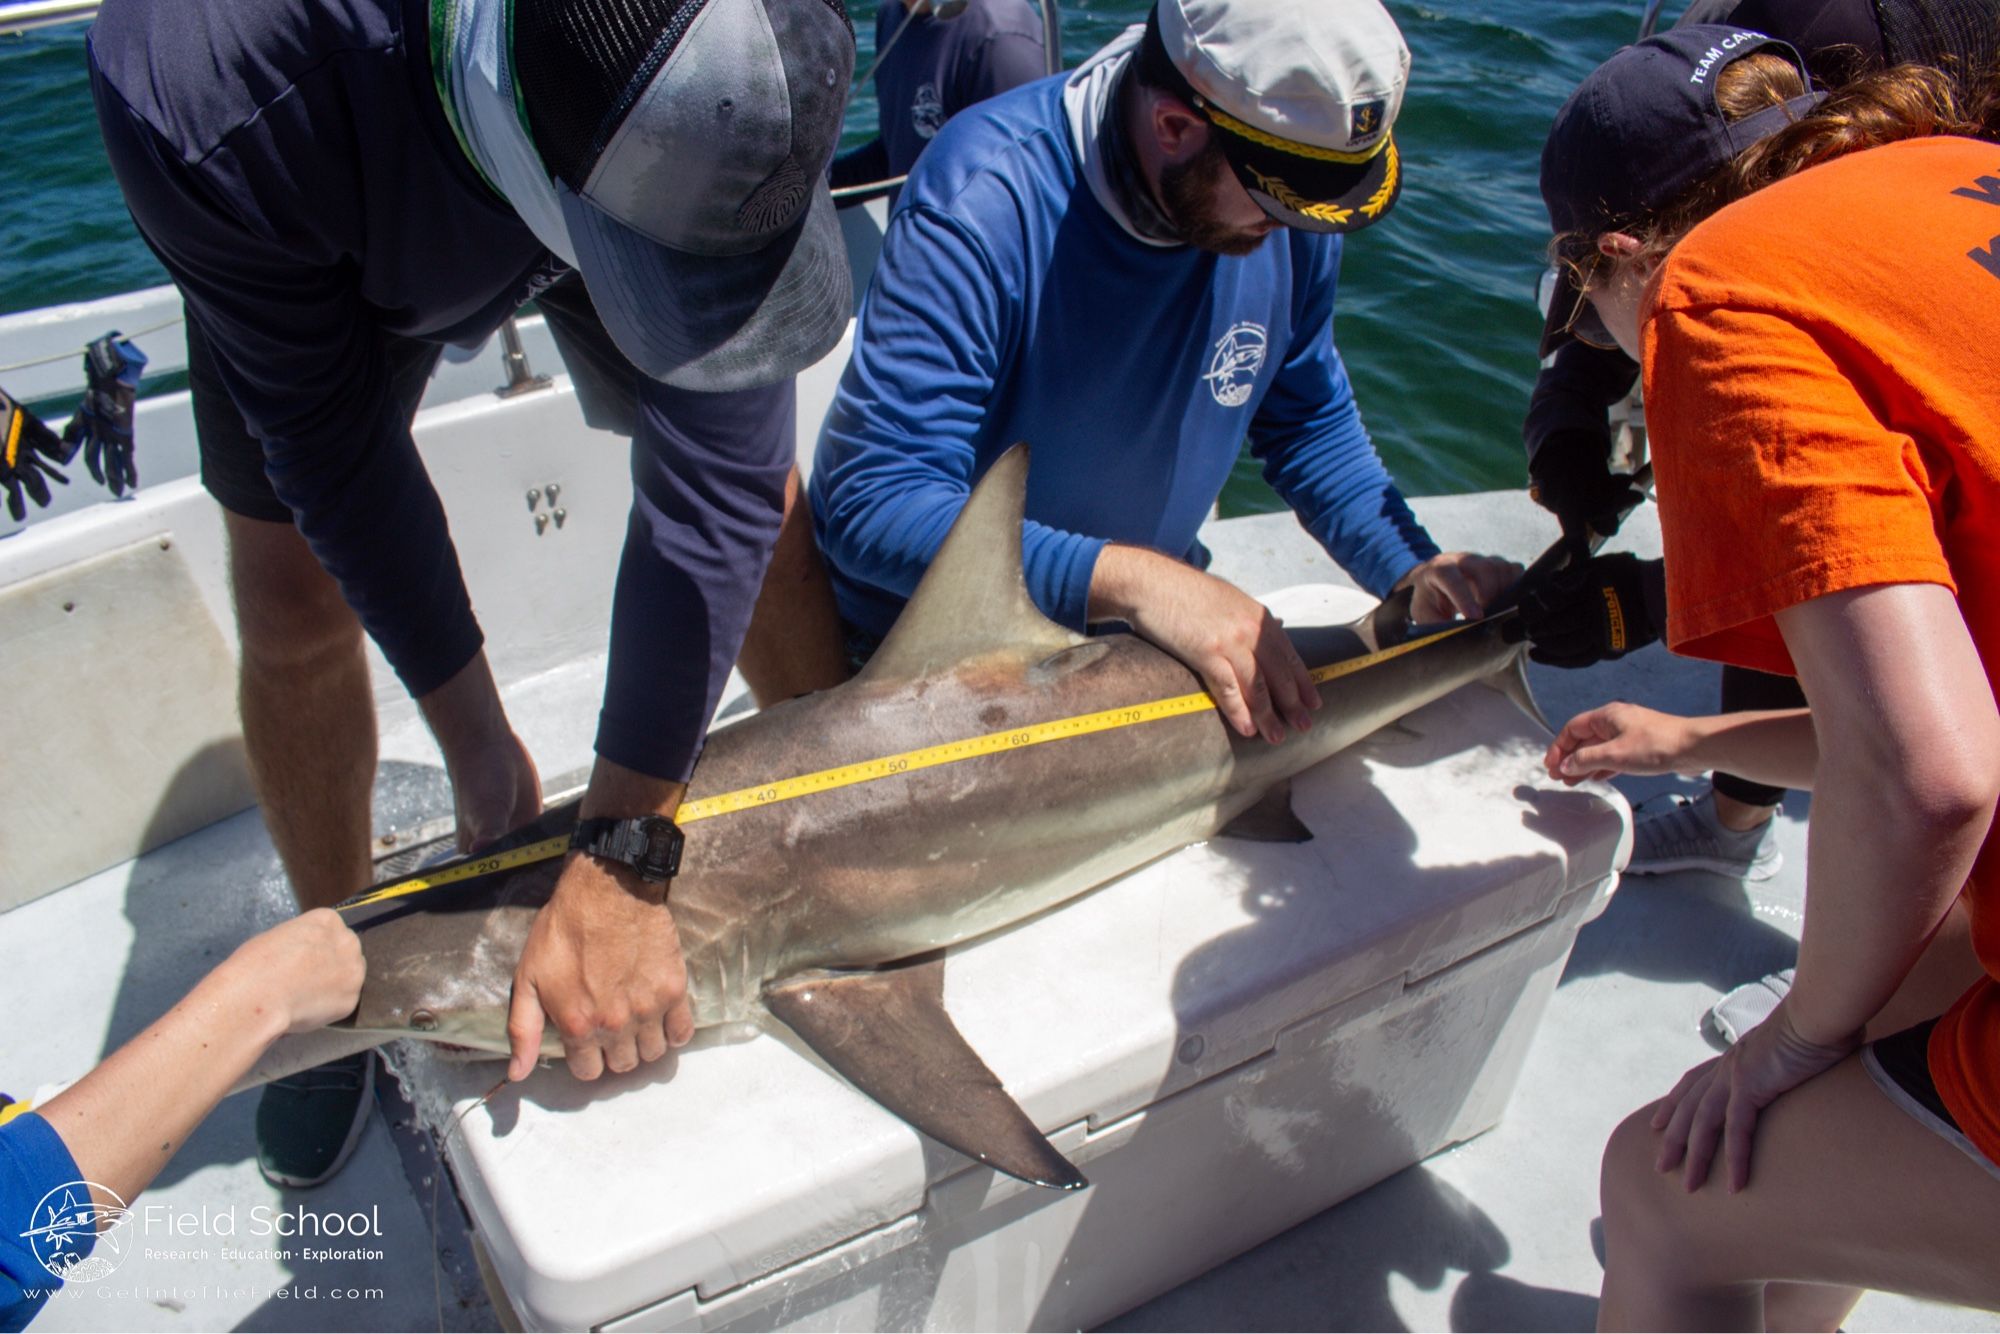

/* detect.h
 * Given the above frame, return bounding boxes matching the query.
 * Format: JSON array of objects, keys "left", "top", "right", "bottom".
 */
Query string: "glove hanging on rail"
[
  {"left": 63, "top": 333, "right": 148, "bottom": 498},
  {"left": 1, "top": 386, "right": 73, "bottom": 522}
]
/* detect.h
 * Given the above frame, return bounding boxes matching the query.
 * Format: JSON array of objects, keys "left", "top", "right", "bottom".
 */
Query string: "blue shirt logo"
[{"left": 1203, "top": 322, "right": 1268, "bottom": 408}]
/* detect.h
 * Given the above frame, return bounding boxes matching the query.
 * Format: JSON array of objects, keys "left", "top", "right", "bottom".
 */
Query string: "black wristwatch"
[{"left": 569, "top": 815, "right": 684, "bottom": 899}]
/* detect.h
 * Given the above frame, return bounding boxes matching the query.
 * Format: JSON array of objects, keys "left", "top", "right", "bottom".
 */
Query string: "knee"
[
  {"left": 226, "top": 519, "right": 361, "bottom": 666},
  {"left": 1600, "top": 1104, "right": 1692, "bottom": 1269}
]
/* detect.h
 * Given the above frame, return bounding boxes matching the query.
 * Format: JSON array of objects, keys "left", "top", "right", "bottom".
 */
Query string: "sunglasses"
[{"left": 1537, "top": 261, "right": 1620, "bottom": 353}]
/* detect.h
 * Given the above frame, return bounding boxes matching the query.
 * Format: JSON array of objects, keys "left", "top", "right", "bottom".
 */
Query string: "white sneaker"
[
  {"left": 1706, "top": 969, "right": 1795, "bottom": 1045},
  {"left": 1626, "top": 789, "right": 1782, "bottom": 881}
]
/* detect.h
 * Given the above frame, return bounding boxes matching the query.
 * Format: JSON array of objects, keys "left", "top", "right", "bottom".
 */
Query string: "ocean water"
[{"left": 0, "top": 1, "right": 1673, "bottom": 505}]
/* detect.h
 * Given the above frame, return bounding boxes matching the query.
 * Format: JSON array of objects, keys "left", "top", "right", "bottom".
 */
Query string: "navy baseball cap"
[
  {"left": 1536, "top": 25, "right": 1824, "bottom": 357},
  {"left": 1732, "top": 0, "right": 2000, "bottom": 78},
  {"left": 515, "top": 0, "right": 857, "bottom": 392}
]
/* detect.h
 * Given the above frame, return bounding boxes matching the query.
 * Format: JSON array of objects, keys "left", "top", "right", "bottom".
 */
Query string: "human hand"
[
  {"left": 418, "top": 652, "right": 544, "bottom": 854},
  {"left": 1099, "top": 548, "right": 1320, "bottom": 744},
  {"left": 1510, "top": 552, "right": 1663, "bottom": 668},
  {"left": 1395, "top": 552, "right": 1523, "bottom": 623},
  {"left": 1528, "top": 427, "right": 1647, "bottom": 543},
  {"left": 224, "top": 908, "right": 367, "bottom": 1035},
  {"left": 506, "top": 854, "right": 694, "bottom": 1081},
  {"left": 1, "top": 388, "right": 72, "bottom": 521},
  {"left": 1651, "top": 1001, "right": 1856, "bottom": 1193},
  {"left": 450, "top": 728, "right": 544, "bottom": 855},
  {"left": 1544, "top": 701, "right": 1697, "bottom": 785}
]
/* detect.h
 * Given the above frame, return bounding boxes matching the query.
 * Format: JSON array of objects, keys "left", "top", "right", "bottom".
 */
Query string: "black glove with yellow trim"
[
  {"left": 1, "top": 387, "right": 72, "bottom": 522},
  {"left": 1511, "top": 552, "right": 1666, "bottom": 668}
]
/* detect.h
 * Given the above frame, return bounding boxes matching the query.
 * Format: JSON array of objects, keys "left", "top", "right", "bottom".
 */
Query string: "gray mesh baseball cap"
[{"left": 516, "top": 0, "right": 856, "bottom": 392}]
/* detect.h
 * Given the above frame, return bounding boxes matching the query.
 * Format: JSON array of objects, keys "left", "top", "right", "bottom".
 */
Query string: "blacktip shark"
[{"left": 243, "top": 445, "right": 1544, "bottom": 1191}]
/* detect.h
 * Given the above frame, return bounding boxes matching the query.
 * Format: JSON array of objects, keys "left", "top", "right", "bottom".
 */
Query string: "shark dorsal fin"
[{"left": 858, "top": 444, "right": 1087, "bottom": 685}]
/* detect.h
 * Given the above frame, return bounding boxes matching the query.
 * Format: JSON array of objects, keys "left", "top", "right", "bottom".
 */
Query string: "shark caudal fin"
[
  {"left": 859, "top": 444, "right": 1087, "bottom": 684},
  {"left": 763, "top": 956, "right": 1088, "bottom": 1191}
]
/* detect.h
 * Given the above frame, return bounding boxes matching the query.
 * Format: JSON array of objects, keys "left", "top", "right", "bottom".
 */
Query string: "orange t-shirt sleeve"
[{"left": 1642, "top": 300, "right": 1958, "bottom": 676}]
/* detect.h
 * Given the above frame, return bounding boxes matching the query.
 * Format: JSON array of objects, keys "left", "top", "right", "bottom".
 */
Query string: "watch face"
[{"left": 638, "top": 818, "right": 684, "bottom": 879}]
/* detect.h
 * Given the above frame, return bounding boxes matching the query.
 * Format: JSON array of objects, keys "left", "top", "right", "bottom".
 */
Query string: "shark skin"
[{"left": 244, "top": 445, "right": 1540, "bottom": 1190}]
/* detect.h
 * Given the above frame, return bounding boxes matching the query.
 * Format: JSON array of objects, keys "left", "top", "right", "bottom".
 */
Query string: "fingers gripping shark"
[{"left": 245, "top": 445, "right": 1542, "bottom": 1190}]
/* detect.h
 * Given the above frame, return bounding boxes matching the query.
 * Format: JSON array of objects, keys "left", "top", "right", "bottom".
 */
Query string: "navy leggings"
[{"left": 1713, "top": 664, "right": 1807, "bottom": 808}]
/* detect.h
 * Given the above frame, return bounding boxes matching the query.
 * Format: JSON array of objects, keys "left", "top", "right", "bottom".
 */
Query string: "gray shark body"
[{"left": 249, "top": 447, "right": 1538, "bottom": 1188}]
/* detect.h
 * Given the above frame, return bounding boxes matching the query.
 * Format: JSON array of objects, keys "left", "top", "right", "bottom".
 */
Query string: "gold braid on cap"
[
  {"left": 1199, "top": 101, "right": 1391, "bottom": 164},
  {"left": 1358, "top": 141, "right": 1399, "bottom": 220},
  {"left": 1245, "top": 166, "right": 1354, "bottom": 226}
]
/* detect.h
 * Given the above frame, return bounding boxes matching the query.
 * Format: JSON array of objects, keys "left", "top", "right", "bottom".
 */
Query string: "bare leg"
[
  {"left": 1598, "top": 1058, "right": 2000, "bottom": 1331},
  {"left": 736, "top": 465, "right": 850, "bottom": 707},
  {"left": 226, "top": 511, "right": 375, "bottom": 910}
]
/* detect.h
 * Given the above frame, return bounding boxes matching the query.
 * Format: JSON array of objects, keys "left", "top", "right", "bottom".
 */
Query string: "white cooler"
[{"left": 425, "top": 586, "right": 1630, "bottom": 1332}]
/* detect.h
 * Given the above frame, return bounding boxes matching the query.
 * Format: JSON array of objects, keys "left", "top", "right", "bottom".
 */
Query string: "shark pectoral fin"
[
  {"left": 1485, "top": 645, "right": 1552, "bottom": 733},
  {"left": 1217, "top": 779, "right": 1314, "bottom": 843},
  {"left": 762, "top": 956, "right": 1087, "bottom": 1191},
  {"left": 858, "top": 444, "right": 1087, "bottom": 685},
  {"left": 1357, "top": 585, "right": 1419, "bottom": 650},
  {"left": 229, "top": 1027, "right": 388, "bottom": 1098}
]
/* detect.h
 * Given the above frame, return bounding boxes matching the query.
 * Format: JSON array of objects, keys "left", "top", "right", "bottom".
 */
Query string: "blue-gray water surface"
[{"left": 0, "top": 2, "right": 1674, "bottom": 505}]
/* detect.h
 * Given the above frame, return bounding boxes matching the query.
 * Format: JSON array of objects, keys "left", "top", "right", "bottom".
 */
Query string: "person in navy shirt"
[
  {"left": 810, "top": 0, "right": 1517, "bottom": 745},
  {"left": 87, "top": 0, "right": 855, "bottom": 1188},
  {"left": 832, "top": 0, "right": 1052, "bottom": 187}
]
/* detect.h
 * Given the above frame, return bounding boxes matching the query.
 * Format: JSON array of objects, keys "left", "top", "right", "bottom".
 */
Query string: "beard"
[{"left": 1158, "top": 141, "right": 1271, "bottom": 257}]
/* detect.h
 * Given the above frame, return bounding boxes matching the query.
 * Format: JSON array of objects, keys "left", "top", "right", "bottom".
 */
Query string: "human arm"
[
  {"left": 507, "top": 376, "right": 792, "bottom": 1081},
  {"left": 1544, "top": 702, "right": 1815, "bottom": 790},
  {"left": 1653, "top": 584, "right": 2000, "bottom": 1192},
  {"left": 813, "top": 203, "right": 1107, "bottom": 630},
  {"left": 1088, "top": 545, "right": 1319, "bottom": 743},
  {"left": 86, "top": 63, "right": 550, "bottom": 859},
  {"left": 1248, "top": 237, "right": 1442, "bottom": 603},
  {"left": 35, "top": 911, "right": 365, "bottom": 1208},
  {"left": 507, "top": 760, "right": 695, "bottom": 1081},
  {"left": 1522, "top": 340, "right": 1645, "bottom": 541},
  {"left": 90, "top": 70, "right": 486, "bottom": 708}
]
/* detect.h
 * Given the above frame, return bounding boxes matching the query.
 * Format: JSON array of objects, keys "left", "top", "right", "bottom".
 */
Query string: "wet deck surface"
[{"left": 5, "top": 494, "right": 1993, "bottom": 1332}]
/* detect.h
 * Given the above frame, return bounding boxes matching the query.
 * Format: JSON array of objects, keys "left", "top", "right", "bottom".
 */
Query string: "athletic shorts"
[
  {"left": 189, "top": 274, "right": 635, "bottom": 522},
  {"left": 1863, "top": 1018, "right": 2000, "bottom": 1182}
]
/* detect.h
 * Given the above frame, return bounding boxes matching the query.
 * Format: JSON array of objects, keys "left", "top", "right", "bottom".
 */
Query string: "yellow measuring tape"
[{"left": 340, "top": 621, "right": 1476, "bottom": 913}]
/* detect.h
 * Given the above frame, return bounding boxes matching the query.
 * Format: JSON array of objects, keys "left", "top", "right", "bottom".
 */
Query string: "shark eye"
[{"left": 410, "top": 1009, "right": 439, "bottom": 1032}]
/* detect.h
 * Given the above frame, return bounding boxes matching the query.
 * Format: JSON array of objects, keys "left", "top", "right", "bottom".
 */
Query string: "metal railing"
[{"left": 0, "top": 0, "right": 94, "bottom": 36}]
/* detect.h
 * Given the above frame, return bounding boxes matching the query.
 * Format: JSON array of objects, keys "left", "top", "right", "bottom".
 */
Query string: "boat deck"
[{"left": 4, "top": 493, "right": 1992, "bottom": 1333}]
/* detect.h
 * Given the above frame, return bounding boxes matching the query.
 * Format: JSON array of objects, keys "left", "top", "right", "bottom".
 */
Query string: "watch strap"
[{"left": 570, "top": 815, "right": 684, "bottom": 897}]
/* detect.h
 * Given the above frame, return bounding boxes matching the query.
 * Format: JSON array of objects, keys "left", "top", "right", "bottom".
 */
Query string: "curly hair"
[{"left": 1555, "top": 52, "right": 2000, "bottom": 275}]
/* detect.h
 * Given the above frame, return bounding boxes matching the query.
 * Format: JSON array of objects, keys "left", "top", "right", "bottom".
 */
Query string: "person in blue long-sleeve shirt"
[
  {"left": 86, "top": 0, "right": 855, "bottom": 1187},
  {"left": 810, "top": 0, "right": 1517, "bottom": 743}
]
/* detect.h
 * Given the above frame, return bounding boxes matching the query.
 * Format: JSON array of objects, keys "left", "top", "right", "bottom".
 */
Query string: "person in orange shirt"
[{"left": 1536, "top": 24, "right": 2000, "bottom": 1329}]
